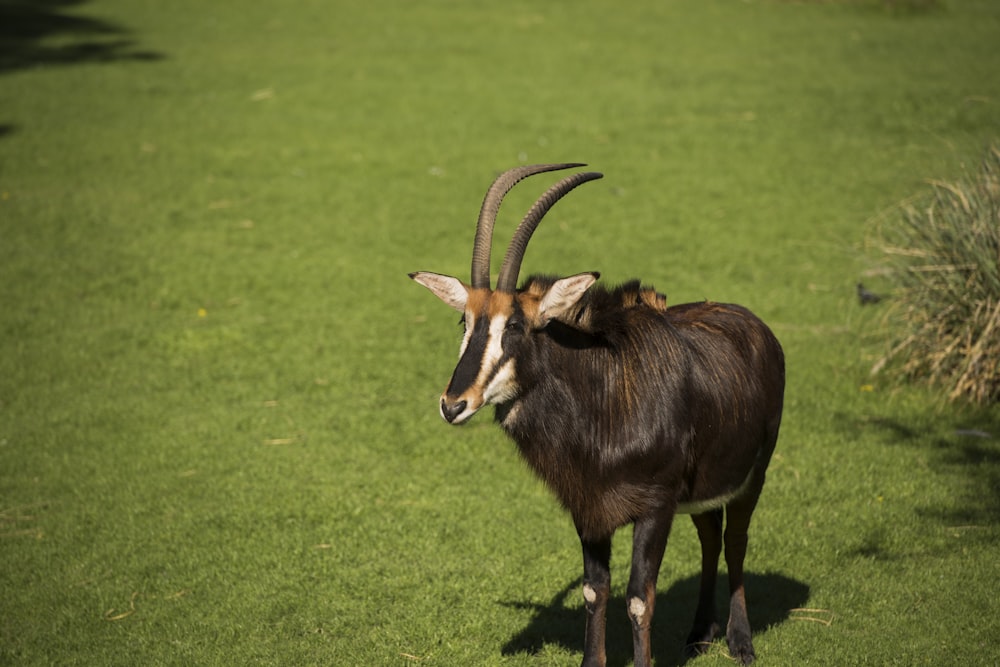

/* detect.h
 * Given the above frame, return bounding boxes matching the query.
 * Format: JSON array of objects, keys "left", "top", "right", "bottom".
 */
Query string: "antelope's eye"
[{"left": 505, "top": 317, "right": 522, "bottom": 332}]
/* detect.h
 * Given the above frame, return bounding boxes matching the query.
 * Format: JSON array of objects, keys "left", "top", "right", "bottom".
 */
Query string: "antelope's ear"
[
  {"left": 537, "top": 272, "right": 599, "bottom": 324},
  {"left": 409, "top": 272, "right": 470, "bottom": 312}
]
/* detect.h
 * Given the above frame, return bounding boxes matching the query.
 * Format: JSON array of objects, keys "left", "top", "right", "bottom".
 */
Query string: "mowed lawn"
[{"left": 1, "top": 0, "right": 999, "bottom": 665}]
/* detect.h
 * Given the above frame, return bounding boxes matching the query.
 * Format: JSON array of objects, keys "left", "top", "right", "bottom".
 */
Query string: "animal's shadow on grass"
[
  {"left": 0, "top": 0, "right": 163, "bottom": 74},
  {"left": 501, "top": 572, "right": 808, "bottom": 667}
]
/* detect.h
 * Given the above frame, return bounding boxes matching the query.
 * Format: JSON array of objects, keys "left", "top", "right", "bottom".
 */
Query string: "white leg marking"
[
  {"left": 583, "top": 584, "right": 597, "bottom": 604},
  {"left": 628, "top": 597, "right": 647, "bottom": 624}
]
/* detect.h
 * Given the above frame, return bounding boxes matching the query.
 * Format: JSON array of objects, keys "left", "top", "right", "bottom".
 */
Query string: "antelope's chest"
[{"left": 499, "top": 403, "right": 664, "bottom": 539}]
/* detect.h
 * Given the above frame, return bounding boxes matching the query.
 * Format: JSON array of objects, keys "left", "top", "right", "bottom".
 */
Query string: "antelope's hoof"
[
  {"left": 727, "top": 628, "right": 755, "bottom": 665},
  {"left": 684, "top": 621, "right": 720, "bottom": 657}
]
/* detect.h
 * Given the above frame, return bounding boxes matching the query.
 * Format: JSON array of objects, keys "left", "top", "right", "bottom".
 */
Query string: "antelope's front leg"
[
  {"left": 626, "top": 512, "right": 674, "bottom": 667},
  {"left": 580, "top": 537, "right": 612, "bottom": 667}
]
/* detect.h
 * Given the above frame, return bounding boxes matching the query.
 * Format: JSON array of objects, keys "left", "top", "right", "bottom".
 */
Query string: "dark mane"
[{"left": 521, "top": 275, "right": 667, "bottom": 338}]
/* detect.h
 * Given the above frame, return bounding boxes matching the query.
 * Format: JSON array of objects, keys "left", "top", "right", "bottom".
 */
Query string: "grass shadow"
[
  {"left": 921, "top": 432, "right": 1000, "bottom": 528},
  {"left": 0, "top": 0, "right": 163, "bottom": 74},
  {"left": 837, "top": 408, "right": 1000, "bottom": 531},
  {"left": 501, "top": 572, "right": 809, "bottom": 666}
]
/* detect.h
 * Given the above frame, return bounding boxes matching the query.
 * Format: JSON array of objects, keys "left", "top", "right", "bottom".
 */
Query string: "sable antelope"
[{"left": 410, "top": 163, "right": 785, "bottom": 666}]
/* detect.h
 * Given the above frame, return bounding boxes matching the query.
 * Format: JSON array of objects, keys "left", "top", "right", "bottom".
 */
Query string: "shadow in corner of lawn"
[
  {"left": 501, "top": 571, "right": 809, "bottom": 667},
  {"left": 837, "top": 406, "right": 1000, "bottom": 534},
  {"left": 0, "top": 0, "right": 163, "bottom": 75}
]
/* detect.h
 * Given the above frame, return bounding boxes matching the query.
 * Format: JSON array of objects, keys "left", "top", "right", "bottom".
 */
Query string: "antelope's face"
[
  {"left": 410, "top": 272, "right": 597, "bottom": 424},
  {"left": 410, "top": 163, "right": 603, "bottom": 424}
]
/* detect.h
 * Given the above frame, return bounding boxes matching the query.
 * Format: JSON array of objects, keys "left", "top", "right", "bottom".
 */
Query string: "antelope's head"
[{"left": 411, "top": 163, "right": 603, "bottom": 425}]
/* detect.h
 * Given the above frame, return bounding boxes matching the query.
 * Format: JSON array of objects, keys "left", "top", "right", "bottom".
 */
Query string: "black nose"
[{"left": 441, "top": 398, "right": 467, "bottom": 424}]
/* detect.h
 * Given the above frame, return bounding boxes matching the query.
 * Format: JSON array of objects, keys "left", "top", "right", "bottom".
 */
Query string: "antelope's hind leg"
[
  {"left": 722, "top": 494, "right": 761, "bottom": 666},
  {"left": 686, "top": 509, "right": 723, "bottom": 657}
]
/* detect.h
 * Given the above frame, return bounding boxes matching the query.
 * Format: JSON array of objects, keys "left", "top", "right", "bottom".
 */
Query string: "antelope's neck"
[{"left": 495, "top": 399, "right": 522, "bottom": 430}]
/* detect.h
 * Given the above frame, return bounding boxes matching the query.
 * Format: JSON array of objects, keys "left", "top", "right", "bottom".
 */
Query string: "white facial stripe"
[
  {"left": 474, "top": 314, "right": 507, "bottom": 388},
  {"left": 479, "top": 314, "right": 522, "bottom": 405},
  {"left": 483, "top": 358, "right": 518, "bottom": 404},
  {"left": 458, "top": 313, "right": 475, "bottom": 357},
  {"left": 487, "top": 314, "right": 506, "bottom": 357}
]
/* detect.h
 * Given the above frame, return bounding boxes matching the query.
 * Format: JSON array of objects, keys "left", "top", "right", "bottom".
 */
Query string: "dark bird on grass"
[{"left": 857, "top": 283, "right": 882, "bottom": 305}]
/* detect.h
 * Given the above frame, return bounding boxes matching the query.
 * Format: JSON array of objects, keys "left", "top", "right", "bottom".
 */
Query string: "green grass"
[{"left": 2, "top": 0, "right": 999, "bottom": 665}]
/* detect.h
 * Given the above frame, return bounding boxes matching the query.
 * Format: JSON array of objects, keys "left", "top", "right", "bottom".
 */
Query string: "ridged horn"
[
  {"left": 471, "top": 163, "right": 587, "bottom": 289},
  {"left": 495, "top": 171, "right": 604, "bottom": 293}
]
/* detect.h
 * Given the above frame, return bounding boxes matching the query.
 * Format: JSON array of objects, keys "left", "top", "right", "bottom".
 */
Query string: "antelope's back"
[{"left": 666, "top": 299, "right": 785, "bottom": 442}]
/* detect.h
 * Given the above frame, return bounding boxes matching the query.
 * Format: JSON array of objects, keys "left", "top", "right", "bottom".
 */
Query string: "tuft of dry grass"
[{"left": 873, "top": 144, "right": 1000, "bottom": 404}]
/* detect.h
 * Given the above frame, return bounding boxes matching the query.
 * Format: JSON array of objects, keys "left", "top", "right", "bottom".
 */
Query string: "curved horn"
[
  {"left": 495, "top": 171, "right": 604, "bottom": 292},
  {"left": 471, "top": 163, "right": 587, "bottom": 289}
]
